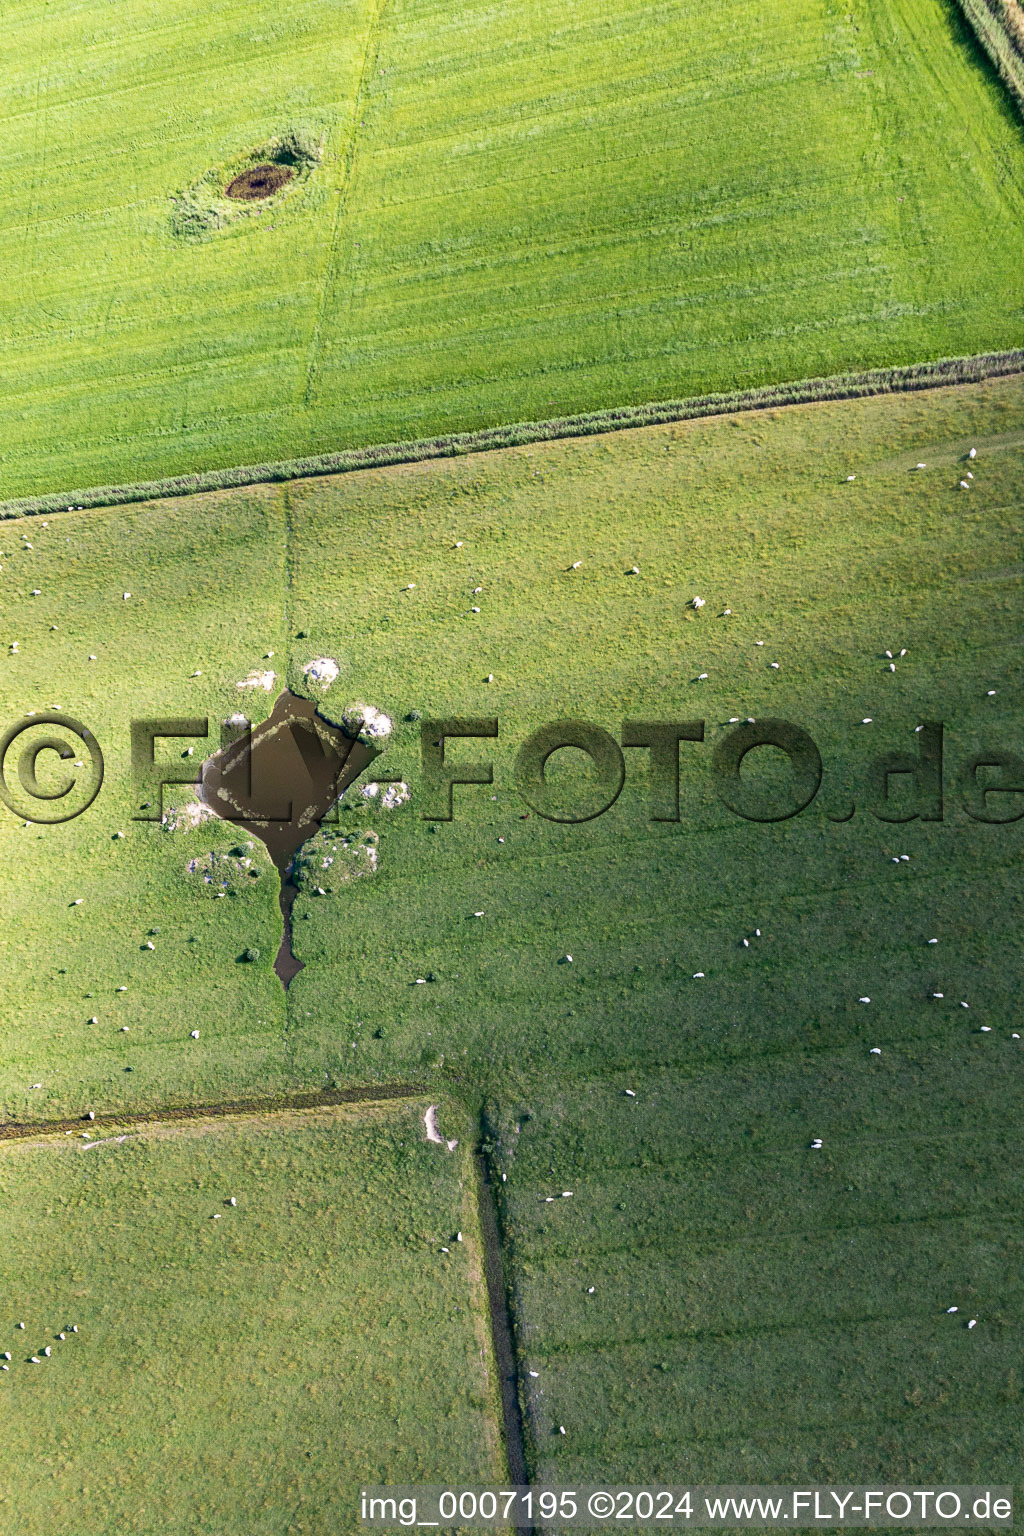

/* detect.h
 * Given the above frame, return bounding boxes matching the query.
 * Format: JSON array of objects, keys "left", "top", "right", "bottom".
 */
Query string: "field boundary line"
[
  {"left": 0, "top": 1080, "right": 427, "bottom": 1141},
  {"left": 476, "top": 1148, "right": 535, "bottom": 1526},
  {"left": 3, "top": 349, "right": 1023, "bottom": 519}
]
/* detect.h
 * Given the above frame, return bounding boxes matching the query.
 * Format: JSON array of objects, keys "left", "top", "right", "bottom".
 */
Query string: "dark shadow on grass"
[{"left": 940, "top": 0, "right": 1024, "bottom": 139}]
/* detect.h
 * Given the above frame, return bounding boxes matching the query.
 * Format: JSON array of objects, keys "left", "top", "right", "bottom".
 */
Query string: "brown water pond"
[{"left": 199, "top": 690, "right": 376, "bottom": 986}]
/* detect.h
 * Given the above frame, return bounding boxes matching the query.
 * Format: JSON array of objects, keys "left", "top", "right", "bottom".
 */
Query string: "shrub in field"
[
  {"left": 292, "top": 827, "right": 379, "bottom": 894},
  {"left": 185, "top": 844, "right": 265, "bottom": 896}
]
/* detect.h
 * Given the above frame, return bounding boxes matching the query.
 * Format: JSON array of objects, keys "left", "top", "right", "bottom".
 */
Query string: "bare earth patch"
[{"left": 225, "top": 164, "right": 293, "bottom": 200}]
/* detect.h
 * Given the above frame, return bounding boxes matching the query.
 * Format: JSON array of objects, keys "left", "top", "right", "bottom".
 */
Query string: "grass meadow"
[
  {"left": 1, "top": 375, "right": 1021, "bottom": 1482},
  {"left": 0, "top": 490, "right": 290, "bottom": 1119},
  {"left": 2, "top": 0, "right": 1024, "bottom": 499},
  {"left": 281, "top": 370, "right": 1024, "bottom": 1479},
  {"left": 0, "top": 1101, "right": 502, "bottom": 1535}
]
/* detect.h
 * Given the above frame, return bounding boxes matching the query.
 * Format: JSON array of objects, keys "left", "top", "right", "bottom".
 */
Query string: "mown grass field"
[
  {"left": 0, "top": 491, "right": 290, "bottom": 1119},
  {"left": 0, "top": 1101, "right": 502, "bottom": 1535},
  {"left": 3, "top": 0, "right": 1024, "bottom": 499},
  {"left": 282, "top": 372, "right": 1024, "bottom": 1480},
  {"left": 1, "top": 375, "right": 1021, "bottom": 1486}
]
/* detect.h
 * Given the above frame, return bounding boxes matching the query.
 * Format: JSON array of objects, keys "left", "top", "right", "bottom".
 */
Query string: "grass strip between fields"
[{"left": 2, "top": 349, "right": 1022, "bottom": 521}]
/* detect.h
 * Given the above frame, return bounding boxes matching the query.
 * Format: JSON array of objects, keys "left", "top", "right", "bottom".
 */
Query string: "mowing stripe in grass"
[
  {"left": 302, "top": 0, "right": 390, "bottom": 407},
  {"left": 2, "top": 348, "right": 1022, "bottom": 520}
]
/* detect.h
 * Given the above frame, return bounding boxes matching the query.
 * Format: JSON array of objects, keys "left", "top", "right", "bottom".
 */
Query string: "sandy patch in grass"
[{"left": 424, "top": 1104, "right": 458, "bottom": 1151}]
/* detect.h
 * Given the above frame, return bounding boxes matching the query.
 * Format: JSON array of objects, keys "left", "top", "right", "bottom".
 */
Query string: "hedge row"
[
  {"left": 3, "top": 348, "right": 1023, "bottom": 520},
  {"left": 955, "top": 0, "right": 1024, "bottom": 116}
]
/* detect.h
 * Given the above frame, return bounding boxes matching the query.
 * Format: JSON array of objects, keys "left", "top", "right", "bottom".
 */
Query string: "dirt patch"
[{"left": 225, "top": 163, "right": 293, "bottom": 201}]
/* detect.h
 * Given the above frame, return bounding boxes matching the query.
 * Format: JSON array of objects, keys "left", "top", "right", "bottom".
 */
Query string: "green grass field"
[
  {"left": 1, "top": 375, "right": 1022, "bottom": 1485},
  {"left": 0, "top": 1100, "right": 503, "bottom": 1535},
  {"left": 2, "top": 0, "right": 1024, "bottom": 500}
]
